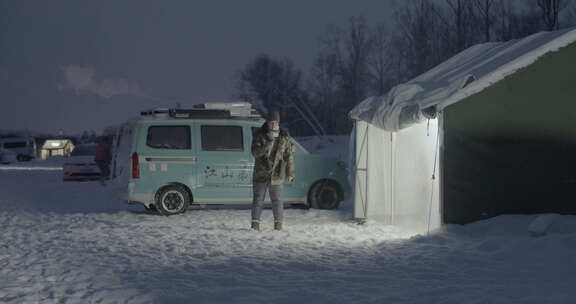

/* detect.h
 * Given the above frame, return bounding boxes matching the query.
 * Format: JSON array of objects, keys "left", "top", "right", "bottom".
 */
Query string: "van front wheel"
[{"left": 155, "top": 185, "right": 190, "bottom": 216}]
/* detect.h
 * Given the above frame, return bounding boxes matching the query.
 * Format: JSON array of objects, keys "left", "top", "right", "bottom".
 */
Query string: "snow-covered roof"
[
  {"left": 42, "top": 139, "right": 73, "bottom": 149},
  {"left": 350, "top": 27, "right": 576, "bottom": 131}
]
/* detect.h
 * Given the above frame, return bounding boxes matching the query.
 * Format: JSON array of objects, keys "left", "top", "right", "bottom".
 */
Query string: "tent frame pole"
[
  {"left": 353, "top": 121, "right": 370, "bottom": 222},
  {"left": 364, "top": 123, "right": 370, "bottom": 219},
  {"left": 389, "top": 132, "right": 395, "bottom": 225}
]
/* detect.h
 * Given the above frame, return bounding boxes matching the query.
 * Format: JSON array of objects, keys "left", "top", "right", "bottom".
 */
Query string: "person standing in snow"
[
  {"left": 250, "top": 111, "right": 294, "bottom": 231},
  {"left": 94, "top": 136, "right": 112, "bottom": 185}
]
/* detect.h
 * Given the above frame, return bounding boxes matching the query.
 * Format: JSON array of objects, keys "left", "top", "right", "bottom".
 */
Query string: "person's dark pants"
[
  {"left": 251, "top": 182, "right": 283, "bottom": 224},
  {"left": 95, "top": 160, "right": 110, "bottom": 182}
]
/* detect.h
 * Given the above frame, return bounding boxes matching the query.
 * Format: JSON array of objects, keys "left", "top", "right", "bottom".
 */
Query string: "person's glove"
[{"left": 287, "top": 176, "right": 294, "bottom": 182}]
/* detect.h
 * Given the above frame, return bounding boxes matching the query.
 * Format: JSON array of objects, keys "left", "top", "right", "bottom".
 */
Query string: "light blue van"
[{"left": 110, "top": 103, "right": 349, "bottom": 215}]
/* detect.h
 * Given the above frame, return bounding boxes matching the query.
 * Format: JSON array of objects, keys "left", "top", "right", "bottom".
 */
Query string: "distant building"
[{"left": 41, "top": 139, "right": 75, "bottom": 159}]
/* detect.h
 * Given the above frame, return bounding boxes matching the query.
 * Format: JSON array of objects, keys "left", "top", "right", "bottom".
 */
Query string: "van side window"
[
  {"left": 147, "top": 126, "right": 191, "bottom": 149},
  {"left": 201, "top": 126, "right": 243, "bottom": 151}
]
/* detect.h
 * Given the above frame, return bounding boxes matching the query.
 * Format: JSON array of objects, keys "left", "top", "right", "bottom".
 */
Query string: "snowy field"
[{"left": 2, "top": 147, "right": 576, "bottom": 303}]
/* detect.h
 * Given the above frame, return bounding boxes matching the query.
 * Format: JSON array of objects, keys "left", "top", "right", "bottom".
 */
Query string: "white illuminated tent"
[{"left": 349, "top": 27, "right": 576, "bottom": 234}]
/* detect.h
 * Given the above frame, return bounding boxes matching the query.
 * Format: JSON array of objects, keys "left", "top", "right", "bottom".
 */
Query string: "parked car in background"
[
  {"left": 109, "top": 103, "right": 350, "bottom": 215},
  {"left": 0, "top": 147, "right": 18, "bottom": 164},
  {"left": 62, "top": 144, "right": 101, "bottom": 181},
  {"left": 0, "top": 136, "right": 36, "bottom": 161}
]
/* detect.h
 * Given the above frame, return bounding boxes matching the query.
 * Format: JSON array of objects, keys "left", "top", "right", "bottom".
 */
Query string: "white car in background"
[
  {"left": 62, "top": 144, "right": 101, "bottom": 181},
  {"left": 0, "top": 148, "right": 18, "bottom": 164},
  {"left": 0, "top": 136, "right": 36, "bottom": 161}
]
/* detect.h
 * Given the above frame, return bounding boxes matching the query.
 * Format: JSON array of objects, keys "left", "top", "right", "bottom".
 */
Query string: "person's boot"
[
  {"left": 251, "top": 221, "right": 260, "bottom": 232},
  {"left": 274, "top": 222, "right": 283, "bottom": 231}
]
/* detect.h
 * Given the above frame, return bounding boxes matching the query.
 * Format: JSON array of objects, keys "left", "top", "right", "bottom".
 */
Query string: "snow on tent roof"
[{"left": 349, "top": 27, "right": 576, "bottom": 131}]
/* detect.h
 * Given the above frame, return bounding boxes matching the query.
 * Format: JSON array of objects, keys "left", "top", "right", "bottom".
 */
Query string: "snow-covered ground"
[{"left": 2, "top": 154, "right": 576, "bottom": 303}]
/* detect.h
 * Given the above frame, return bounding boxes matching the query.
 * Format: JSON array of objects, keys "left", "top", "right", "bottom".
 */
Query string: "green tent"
[{"left": 350, "top": 27, "right": 576, "bottom": 229}]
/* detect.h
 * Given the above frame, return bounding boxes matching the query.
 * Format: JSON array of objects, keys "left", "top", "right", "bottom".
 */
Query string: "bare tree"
[
  {"left": 309, "top": 16, "right": 375, "bottom": 133},
  {"left": 340, "top": 16, "right": 374, "bottom": 107},
  {"left": 394, "top": 0, "right": 445, "bottom": 78},
  {"left": 564, "top": 2, "right": 576, "bottom": 26},
  {"left": 235, "top": 54, "right": 303, "bottom": 122},
  {"left": 368, "top": 23, "right": 392, "bottom": 96},
  {"left": 473, "top": 0, "right": 498, "bottom": 42},
  {"left": 536, "top": 0, "right": 568, "bottom": 30},
  {"left": 309, "top": 25, "right": 345, "bottom": 134},
  {"left": 495, "top": 1, "right": 542, "bottom": 41},
  {"left": 440, "top": 0, "right": 481, "bottom": 52},
  {"left": 308, "top": 52, "right": 341, "bottom": 134}
]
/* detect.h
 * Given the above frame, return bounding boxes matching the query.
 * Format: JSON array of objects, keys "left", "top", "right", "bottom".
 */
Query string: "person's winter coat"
[{"left": 251, "top": 127, "right": 294, "bottom": 185}]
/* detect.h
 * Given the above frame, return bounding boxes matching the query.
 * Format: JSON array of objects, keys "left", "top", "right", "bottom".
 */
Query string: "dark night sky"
[{"left": 0, "top": 0, "right": 395, "bottom": 134}]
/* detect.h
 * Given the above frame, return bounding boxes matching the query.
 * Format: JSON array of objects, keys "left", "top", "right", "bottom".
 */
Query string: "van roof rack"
[{"left": 140, "top": 102, "right": 263, "bottom": 120}]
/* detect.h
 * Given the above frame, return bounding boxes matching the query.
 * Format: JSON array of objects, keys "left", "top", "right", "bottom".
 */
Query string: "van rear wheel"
[
  {"left": 155, "top": 185, "right": 190, "bottom": 216},
  {"left": 308, "top": 180, "right": 342, "bottom": 210}
]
